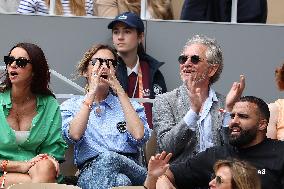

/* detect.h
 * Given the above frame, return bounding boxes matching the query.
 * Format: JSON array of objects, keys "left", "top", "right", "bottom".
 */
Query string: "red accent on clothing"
[
  {"left": 127, "top": 61, "right": 153, "bottom": 128},
  {"left": 140, "top": 61, "right": 153, "bottom": 129},
  {"left": 127, "top": 72, "right": 138, "bottom": 98}
]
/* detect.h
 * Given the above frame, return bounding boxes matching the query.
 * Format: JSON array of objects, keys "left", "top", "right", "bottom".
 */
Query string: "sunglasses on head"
[
  {"left": 91, "top": 58, "right": 117, "bottom": 68},
  {"left": 178, "top": 55, "right": 203, "bottom": 65},
  {"left": 4, "top": 56, "right": 31, "bottom": 68}
]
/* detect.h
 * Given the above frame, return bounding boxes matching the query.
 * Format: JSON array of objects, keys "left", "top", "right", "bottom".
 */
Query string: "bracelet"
[
  {"left": 0, "top": 174, "right": 6, "bottom": 189},
  {"left": 82, "top": 100, "right": 92, "bottom": 110},
  {"left": 1, "top": 160, "right": 8, "bottom": 172},
  {"left": 0, "top": 160, "right": 8, "bottom": 189}
]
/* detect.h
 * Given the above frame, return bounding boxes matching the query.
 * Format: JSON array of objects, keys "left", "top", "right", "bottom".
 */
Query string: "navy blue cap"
[{"left": 107, "top": 12, "right": 144, "bottom": 32}]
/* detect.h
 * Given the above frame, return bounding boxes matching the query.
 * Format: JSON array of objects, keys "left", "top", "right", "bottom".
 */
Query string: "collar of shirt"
[
  {"left": 0, "top": 89, "right": 44, "bottom": 109},
  {"left": 127, "top": 55, "right": 140, "bottom": 76},
  {"left": 98, "top": 92, "right": 116, "bottom": 110},
  {"left": 199, "top": 87, "right": 218, "bottom": 121}
]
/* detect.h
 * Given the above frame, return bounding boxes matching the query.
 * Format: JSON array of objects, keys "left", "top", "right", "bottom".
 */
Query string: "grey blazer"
[{"left": 153, "top": 84, "right": 229, "bottom": 164}]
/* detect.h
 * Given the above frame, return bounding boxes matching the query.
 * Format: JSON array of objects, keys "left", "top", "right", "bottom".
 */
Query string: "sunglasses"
[
  {"left": 4, "top": 56, "right": 31, "bottom": 68},
  {"left": 211, "top": 174, "right": 224, "bottom": 186},
  {"left": 91, "top": 58, "right": 117, "bottom": 68},
  {"left": 178, "top": 55, "right": 203, "bottom": 65}
]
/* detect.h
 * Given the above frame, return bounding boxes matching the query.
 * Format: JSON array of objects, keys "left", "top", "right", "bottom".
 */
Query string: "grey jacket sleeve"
[{"left": 153, "top": 90, "right": 197, "bottom": 158}]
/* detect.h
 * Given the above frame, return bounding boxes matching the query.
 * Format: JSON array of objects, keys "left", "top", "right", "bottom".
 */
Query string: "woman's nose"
[
  {"left": 10, "top": 60, "right": 17, "bottom": 67},
  {"left": 209, "top": 178, "right": 216, "bottom": 188}
]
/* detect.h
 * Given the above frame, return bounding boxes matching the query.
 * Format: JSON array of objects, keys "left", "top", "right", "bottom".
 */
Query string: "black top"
[
  {"left": 180, "top": 0, "right": 267, "bottom": 23},
  {"left": 116, "top": 53, "right": 167, "bottom": 99},
  {"left": 171, "top": 138, "right": 284, "bottom": 189}
]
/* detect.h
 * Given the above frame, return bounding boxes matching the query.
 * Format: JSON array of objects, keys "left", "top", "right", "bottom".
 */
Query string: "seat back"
[
  {"left": 60, "top": 144, "right": 78, "bottom": 176},
  {"left": 144, "top": 131, "right": 157, "bottom": 165}
]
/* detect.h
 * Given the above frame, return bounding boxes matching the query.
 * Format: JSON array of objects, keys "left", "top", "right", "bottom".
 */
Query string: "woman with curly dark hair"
[{"left": 0, "top": 42, "right": 67, "bottom": 188}]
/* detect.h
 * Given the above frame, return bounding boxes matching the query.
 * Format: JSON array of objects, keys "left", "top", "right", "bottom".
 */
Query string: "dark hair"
[
  {"left": 137, "top": 30, "right": 145, "bottom": 56},
  {"left": 0, "top": 42, "right": 54, "bottom": 97},
  {"left": 239, "top": 96, "right": 270, "bottom": 121}
]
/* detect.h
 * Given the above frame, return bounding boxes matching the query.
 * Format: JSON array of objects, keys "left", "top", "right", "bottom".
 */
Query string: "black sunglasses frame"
[
  {"left": 215, "top": 175, "right": 223, "bottom": 185},
  {"left": 91, "top": 58, "right": 117, "bottom": 68},
  {"left": 4, "top": 56, "right": 31, "bottom": 68},
  {"left": 178, "top": 55, "right": 203, "bottom": 65}
]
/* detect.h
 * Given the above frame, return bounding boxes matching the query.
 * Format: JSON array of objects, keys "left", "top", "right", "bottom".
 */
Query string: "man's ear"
[
  {"left": 208, "top": 64, "right": 219, "bottom": 77},
  {"left": 258, "top": 119, "right": 268, "bottom": 131}
]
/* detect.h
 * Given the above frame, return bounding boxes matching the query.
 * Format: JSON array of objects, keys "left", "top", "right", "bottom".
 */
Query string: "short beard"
[{"left": 229, "top": 126, "right": 258, "bottom": 148}]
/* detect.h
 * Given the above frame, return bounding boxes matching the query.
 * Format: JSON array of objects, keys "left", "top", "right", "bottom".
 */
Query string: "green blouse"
[{"left": 0, "top": 89, "right": 67, "bottom": 163}]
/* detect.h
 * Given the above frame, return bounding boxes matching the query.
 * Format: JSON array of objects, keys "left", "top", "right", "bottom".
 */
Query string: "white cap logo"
[{"left": 118, "top": 15, "right": 127, "bottom": 20}]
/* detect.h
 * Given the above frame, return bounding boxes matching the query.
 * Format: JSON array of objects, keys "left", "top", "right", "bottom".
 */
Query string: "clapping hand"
[
  {"left": 185, "top": 73, "right": 202, "bottom": 113},
  {"left": 226, "top": 75, "right": 245, "bottom": 112}
]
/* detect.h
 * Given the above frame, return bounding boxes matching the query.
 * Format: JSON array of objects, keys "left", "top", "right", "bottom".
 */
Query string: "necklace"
[
  {"left": 11, "top": 96, "right": 35, "bottom": 119},
  {"left": 12, "top": 96, "right": 32, "bottom": 105}
]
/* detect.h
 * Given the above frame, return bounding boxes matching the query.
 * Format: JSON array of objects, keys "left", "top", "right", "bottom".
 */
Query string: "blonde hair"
[
  {"left": 44, "top": 0, "right": 87, "bottom": 16},
  {"left": 214, "top": 159, "right": 261, "bottom": 189},
  {"left": 119, "top": 0, "right": 141, "bottom": 16},
  {"left": 147, "top": 0, "right": 173, "bottom": 20}
]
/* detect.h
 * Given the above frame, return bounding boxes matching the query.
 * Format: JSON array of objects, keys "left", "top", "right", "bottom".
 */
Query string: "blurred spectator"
[
  {"left": 0, "top": 0, "right": 20, "bottom": 13},
  {"left": 94, "top": 0, "right": 173, "bottom": 20},
  {"left": 17, "top": 0, "right": 93, "bottom": 16},
  {"left": 93, "top": 0, "right": 140, "bottom": 17},
  {"left": 267, "top": 63, "right": 284, "bottom": 140},
  {"left": 146, "top": 0, "right": 173, "bottom": 20},
  {"left": 180, "top": 0, "right": 267, "bottom": 23}
]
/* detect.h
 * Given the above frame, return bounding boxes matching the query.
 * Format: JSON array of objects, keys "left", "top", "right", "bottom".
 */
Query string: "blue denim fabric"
[{"left": 77, "top": 151, "right": 147, "bottom": 189}]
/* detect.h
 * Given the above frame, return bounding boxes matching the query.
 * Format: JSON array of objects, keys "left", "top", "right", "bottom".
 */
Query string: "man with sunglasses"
[
  {"left": 145, "top": 96, "right": 284, "bottom": 189},
  {"left": 153, "top": 34, "right": 245, "bottom": 166}
]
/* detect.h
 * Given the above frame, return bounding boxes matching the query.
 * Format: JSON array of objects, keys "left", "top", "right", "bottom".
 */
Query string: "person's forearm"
[
  {"left": 117, "top": 89, "right": 145, "bottom": 140},
  {"left": 1, "top": 160, "right": 27, "bottom": 173},
  {"left": 145, "top": 171, "right": 176, "bottom": 189},
  {"left": 144, "top": 175, "right": 158, "bottom": 189},
  {"left": 69, "top": 93, "right": 94, "bottom": 141}
]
